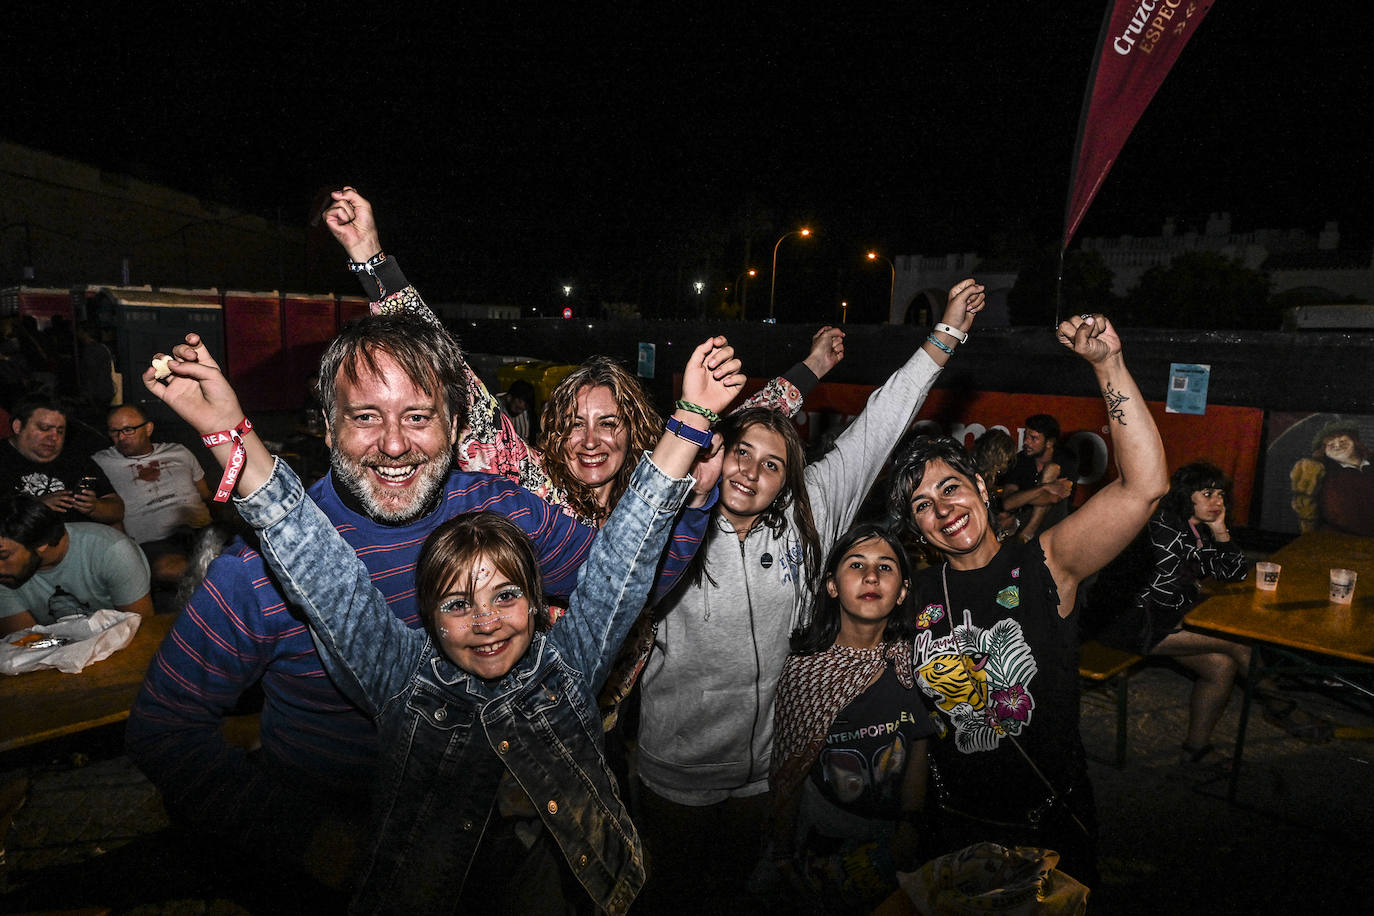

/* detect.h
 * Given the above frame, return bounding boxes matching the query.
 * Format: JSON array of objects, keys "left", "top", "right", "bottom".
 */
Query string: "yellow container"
[{"left": 495, "top": 361, "right": 580, "bottom": 416}]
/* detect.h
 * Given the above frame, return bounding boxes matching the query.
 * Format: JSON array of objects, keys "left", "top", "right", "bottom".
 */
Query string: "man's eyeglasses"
[{"left": 108, "top": 421, "right": 150, "bottom": 438}]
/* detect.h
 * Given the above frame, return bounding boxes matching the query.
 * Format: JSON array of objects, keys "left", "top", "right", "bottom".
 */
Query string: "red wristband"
[{"left": 201, "top": 418, "right": 254, "bottom": 502}]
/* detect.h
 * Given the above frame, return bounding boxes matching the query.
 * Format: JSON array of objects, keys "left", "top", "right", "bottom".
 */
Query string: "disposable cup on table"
[
  {"left": 1329, "top": 568, "right": 1357, "bottom": 605},
  {"left": 1255, "top": 562, "right": 1281, "bottom": 591}
]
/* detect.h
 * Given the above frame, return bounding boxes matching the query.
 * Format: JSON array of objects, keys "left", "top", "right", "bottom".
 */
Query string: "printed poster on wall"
[
  {"left": 1165, "top": 363, "right": 1210, "bottom": 414},
  {"left": 1259, "top": 412, "right": 1374, "bottom": 536}
]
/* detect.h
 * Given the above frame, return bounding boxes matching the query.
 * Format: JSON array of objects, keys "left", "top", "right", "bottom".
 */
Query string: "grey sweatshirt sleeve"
[{"left": 803, "top": 347, "right": 943, "bottom": 550}]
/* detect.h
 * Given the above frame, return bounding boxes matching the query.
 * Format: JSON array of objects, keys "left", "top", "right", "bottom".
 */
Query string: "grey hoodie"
[{"left": 637, "top": 347, "right": 944, "bottom": 803}]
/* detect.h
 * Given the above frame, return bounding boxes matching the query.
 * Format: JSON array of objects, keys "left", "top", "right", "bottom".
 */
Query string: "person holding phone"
[{"left": 1, "top": 396, "right": 123, "bottom": 525}]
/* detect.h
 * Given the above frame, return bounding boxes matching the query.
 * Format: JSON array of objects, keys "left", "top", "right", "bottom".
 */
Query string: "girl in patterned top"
[{"left": 769, "top": 523, "right": 937, "bottom": 911}]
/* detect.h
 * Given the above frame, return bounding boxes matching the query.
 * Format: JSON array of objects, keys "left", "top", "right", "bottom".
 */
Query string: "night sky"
[{"left": 7, "top": 3, "right": 1369, "bottom": 319}]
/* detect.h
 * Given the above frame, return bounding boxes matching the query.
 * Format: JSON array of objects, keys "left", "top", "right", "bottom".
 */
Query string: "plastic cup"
[
  {"left": 1256, "top": 562, "right": 1281, "bottom": 591},
  {"left": 1329, "top": 568, "right": 1357, "bottom": 605}
]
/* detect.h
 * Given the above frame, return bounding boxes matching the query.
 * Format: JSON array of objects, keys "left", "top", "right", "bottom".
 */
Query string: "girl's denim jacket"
[{"left": 235, "top": 456, "right": 693, "bottom": 914}]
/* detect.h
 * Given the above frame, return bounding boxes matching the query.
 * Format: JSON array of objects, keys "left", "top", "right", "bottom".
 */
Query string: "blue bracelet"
[
  {"left": 926, "top": 334, "right": 954, "bottom": 355},
  {"left": 666, "top": 416, "right": 714, "bottom": 449}
]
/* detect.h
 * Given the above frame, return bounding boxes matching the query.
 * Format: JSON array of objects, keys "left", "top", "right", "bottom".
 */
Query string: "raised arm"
[
  {"left": 1041, "top": 315, "right": 1169, "bottom": 608},
  {"left": 144, "top": 339, "right": 416, "bottom": 706},
  {"left": 322, "top": 187, "right": 568, "bottom": 506},
  {"left": 803, "top": 279, "right": 984, "bottom": 543},
  {"left": 739, "top": 325, "right": 846, "bottom": 418}
]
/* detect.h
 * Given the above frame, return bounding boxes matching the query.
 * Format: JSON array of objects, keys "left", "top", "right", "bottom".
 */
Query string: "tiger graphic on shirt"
[{"left": 914, "top": 610, "right": 1038, "bottom": 754}]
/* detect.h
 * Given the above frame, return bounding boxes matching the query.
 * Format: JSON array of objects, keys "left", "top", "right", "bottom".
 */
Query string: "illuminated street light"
[
  {"left": 866, "top": 251, "right": 895, "bottom": 321},
  {"left": 769, "top": 228, "right": 812, "bottom": 322},
  {"left": 693, "top": 280, "right": 705, "bottom": 295},
  {"left": 734, "top": 267, "right": 758, "bottom": 315}
]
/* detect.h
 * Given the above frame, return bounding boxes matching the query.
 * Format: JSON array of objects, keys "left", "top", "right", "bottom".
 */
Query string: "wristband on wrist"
[
  {"left": 926, "top": 334, "right": 954, "bottom": 356},
  {"left": 666, "top": 416, "right": 714, "bottom": 450},
  {"left": 347, "top": 251, "right": 386, "bottom": 275},
  {"left": 933, "top": 322, "right": 968, "bottom": 343},
  {"left": 201, "top": 417, "right": 254, "bottom": 502},
  {"left": 673, "top": 399, "right": 720, "bottom": 424}
]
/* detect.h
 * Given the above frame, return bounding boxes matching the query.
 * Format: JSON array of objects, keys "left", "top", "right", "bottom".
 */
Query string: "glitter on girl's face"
[{"left": 432, "top": 555, "right": 535, "bottom": 680}]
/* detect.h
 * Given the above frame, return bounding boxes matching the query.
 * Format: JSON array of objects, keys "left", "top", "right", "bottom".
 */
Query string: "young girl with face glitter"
[{"left": 144, "top": 332, "right": 744, "bottom": 915}]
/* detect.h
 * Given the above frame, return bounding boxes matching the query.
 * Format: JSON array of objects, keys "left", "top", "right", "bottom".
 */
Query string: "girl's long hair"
[
  {"left": 686, "top": 408, "right": 821, "bottom": 591},
  {"left": 790, "top": 523, "right": 915, "bottom": 655}
]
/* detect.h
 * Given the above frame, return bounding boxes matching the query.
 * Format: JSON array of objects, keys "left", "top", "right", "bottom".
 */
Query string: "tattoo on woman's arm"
[{"left": 1103, "top": 384, "right": 1129, "bottom": 426}]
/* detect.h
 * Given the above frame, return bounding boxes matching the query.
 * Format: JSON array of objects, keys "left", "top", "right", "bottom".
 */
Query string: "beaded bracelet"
[
  {"left": 673, "top": 399, "right": 720, "bottom": 424},
  {"left": 926, "top": 334, "right": 954, "bottom": 356}
]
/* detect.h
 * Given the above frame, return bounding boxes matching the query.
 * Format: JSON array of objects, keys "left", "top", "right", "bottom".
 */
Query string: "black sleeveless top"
[{"left": 911, "top": 537, "right": 1087, "bottom": 823}]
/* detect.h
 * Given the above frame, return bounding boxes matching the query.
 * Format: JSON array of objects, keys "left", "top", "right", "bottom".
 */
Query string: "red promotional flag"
[{"left": 1063, "top": 0, "right": 1216, "bottom": 249}]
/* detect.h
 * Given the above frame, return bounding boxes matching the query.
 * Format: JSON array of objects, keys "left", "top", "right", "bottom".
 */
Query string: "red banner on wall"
[
  {"left": 1063, "top": 0, "right": 1216, "bottom": 248},
  {"left": 761, "top": 380, "right": 1264, "bottom": 525}
]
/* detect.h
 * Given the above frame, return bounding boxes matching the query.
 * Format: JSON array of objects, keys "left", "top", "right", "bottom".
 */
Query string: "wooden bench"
[{"left": 1079, "top": 639, "right": 1144, "bottom": 766}]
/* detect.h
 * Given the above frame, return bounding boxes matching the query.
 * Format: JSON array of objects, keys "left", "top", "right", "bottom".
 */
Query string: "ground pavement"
[{"left": 2, "top": 660, "right": 1371, "bottom": 914}]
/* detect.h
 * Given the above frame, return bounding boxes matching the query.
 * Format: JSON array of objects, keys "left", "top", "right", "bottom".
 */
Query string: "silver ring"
[{"left": 1079, "top": 313, "right": 1092, "bottom": 320}]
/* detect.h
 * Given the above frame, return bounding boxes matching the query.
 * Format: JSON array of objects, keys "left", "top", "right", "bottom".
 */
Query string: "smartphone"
[{"left": 78, "top": 476, "right": 99, "bottom": 494}]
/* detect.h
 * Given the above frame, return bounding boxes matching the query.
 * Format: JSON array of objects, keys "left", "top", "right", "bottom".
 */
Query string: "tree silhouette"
[{"left": 1122, "top": 252, "right": 1274, "bottom": 329}]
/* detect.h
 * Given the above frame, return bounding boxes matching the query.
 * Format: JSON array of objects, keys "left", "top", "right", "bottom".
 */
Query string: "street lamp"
[
  {"left": 866, "top": 251, "right": 895, "bottom": 322},
  {"left": 769, "top": 228, "right": 812, "bottom": 322},
  {"left": 734, "top": 267, "right": 757, "bottom": 315}
]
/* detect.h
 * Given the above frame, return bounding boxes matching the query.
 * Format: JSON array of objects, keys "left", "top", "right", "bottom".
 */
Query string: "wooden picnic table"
[
  {"left": 1185, "top": 529, "right": 1374, "bottom": 798},
  {"left": 0, "top": 612, "right": 174, "bottom": 753}
]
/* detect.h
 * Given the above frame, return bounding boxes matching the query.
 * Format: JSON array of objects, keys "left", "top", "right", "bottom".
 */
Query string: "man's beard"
[
  {"left": 0, "top": 551, "right": 42, "bottom": 590},
  {"left": 330, "top": 448, "right": 453, "bottom": 525}
]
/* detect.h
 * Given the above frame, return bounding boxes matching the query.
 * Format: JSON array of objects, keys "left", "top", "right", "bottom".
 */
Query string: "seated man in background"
[
  {"left": 0, "top": 396, "right": 123, "bottom": 526},
  {"left": 0, "top": 493, "right": 152, "bottom": 634},
  {"left": 1003, "top": 412, "right": 1077, "bottom": 541},
  {"left": 92, "top": 404, "right": 212, "bottom": 586}
]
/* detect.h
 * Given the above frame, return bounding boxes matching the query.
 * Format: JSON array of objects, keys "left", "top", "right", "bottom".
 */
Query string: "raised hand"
[
  {"left": 142, "top": 334, "right": 246, "bottom": 438},
  {"left": 681, "top": 336, "right": 746, "bottom": 417},
  {"left": 803, "top": 326, "right": 846, "bottom": 379},
  {"left": 321, "top": 186, "right": 381, "bottom": 263},
  {"left": 1056, "top": 313, "right": 1122, "bottom": 365},
  {"left": 940, "top": 278, "right": 986, "bottom": 334}
]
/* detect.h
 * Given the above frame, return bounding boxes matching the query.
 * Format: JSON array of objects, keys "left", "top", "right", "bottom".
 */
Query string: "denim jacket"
[{"left": 235, "top": 456, "right": 693, "bottom": 914}]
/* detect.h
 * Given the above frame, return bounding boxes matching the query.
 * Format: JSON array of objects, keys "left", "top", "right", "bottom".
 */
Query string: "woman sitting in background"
[{"left": 1091, "top": 461, "right": 1252, "bottom": 765}]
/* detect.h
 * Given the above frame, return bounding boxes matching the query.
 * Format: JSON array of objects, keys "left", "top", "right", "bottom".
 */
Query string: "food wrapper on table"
[
  {"left": 876, "top": 842, "right": 1089, "bottom": 915},
  {"left": 0, "top": 610, "right": 142, "bottom": 675}
]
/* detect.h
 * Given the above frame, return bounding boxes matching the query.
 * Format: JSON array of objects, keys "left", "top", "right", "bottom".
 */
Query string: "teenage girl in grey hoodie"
[{"left": 633, "top": 278, "right": 986, "bottom": 905}]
